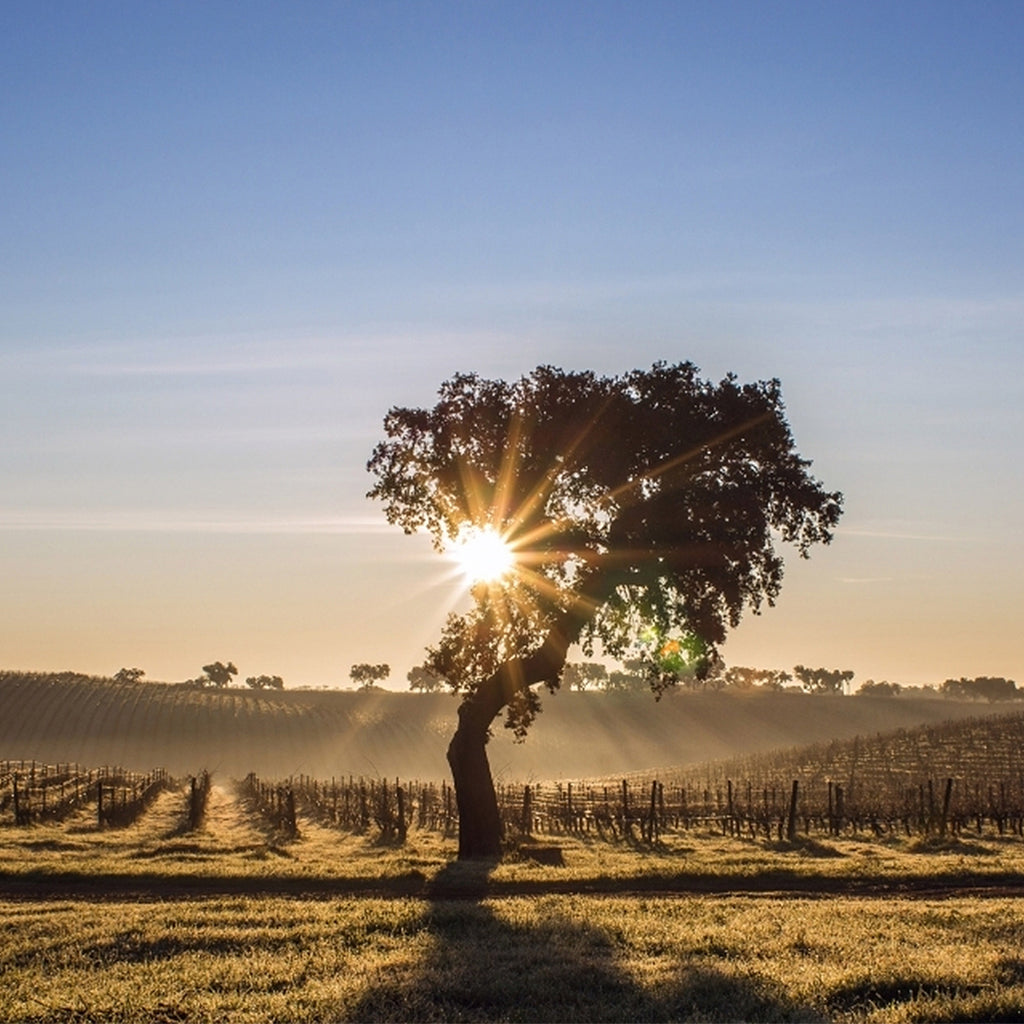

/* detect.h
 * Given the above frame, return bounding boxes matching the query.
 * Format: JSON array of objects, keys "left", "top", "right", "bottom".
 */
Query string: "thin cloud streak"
[
  {"left": 1, "top": 330, "right": 531, "bottom": 380},
  {"left": 838, "top": 527, "right": 979, "bottom": 544},
  {"left": 0, "top": 509, "right": 393, "bottom": 535}
]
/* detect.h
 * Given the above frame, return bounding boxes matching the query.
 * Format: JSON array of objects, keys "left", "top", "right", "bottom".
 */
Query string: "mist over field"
[{"left": 0, "top": 672, "right": 1005, "bottom": 782}]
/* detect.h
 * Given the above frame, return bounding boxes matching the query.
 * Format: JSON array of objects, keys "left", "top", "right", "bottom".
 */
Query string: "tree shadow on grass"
[{"left": 347, "top": 860, "right": 819, "bottom": 1023}]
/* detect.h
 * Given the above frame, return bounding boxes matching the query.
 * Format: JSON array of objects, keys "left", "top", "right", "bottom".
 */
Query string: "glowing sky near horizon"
[{"left": 2, "top": 2, "right": 1022, "bottom": 689}]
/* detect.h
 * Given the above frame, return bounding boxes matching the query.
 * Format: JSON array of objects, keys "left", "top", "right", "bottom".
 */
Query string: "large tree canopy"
[{"left": 368, "top": 362, "right": 843, "bottom": 857}]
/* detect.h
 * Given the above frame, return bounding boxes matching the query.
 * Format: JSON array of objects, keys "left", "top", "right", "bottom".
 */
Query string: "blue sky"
[{"left": 2, "top": 2, "right": 1022, "bottom": 689}]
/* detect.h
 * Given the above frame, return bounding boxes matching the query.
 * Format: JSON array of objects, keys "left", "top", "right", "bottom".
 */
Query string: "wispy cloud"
[
  {"left": 2, "top": 329, "right": 525, "bottom": 380},
  {"left": 0, "top": 509, "right": 392, "bottom": 535},
  {"left": 838, "top": 527, "right": 976, "bottom": 544}
]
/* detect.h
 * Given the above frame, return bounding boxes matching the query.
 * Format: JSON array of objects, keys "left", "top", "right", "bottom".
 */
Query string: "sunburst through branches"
[{"left": 450, "top": 525, "right": 516, "bottom": 584}]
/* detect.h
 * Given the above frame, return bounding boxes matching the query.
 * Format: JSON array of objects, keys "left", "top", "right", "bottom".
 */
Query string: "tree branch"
[{"left": 458, "top": 570, "right": 618, "bottom": 729}]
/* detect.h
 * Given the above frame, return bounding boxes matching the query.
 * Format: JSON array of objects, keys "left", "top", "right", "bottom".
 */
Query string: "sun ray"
[
  {"left": 607, "top": 410, "right": 774, "bottom": 506},
  {"left": 499, "top": 391, "right": 617, "bottom": 543},
  {"left": 491, "top": 405, "right": 527, "bottom": 528}
]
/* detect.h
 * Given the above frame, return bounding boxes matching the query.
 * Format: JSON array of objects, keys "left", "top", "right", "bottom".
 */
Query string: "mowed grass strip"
[{"left": 3, "top": 894, "right": 1024, "bottom": 1023}]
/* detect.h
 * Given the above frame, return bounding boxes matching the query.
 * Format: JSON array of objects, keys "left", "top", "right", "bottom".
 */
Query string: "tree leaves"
[{"left": 368, "top": 362, "right": 843, "bottom": 734}]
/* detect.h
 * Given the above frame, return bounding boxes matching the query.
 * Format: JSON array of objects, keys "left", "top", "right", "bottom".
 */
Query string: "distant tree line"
[
  {"left": 7, "top": 661, "right": 1017, "bottom": 702},
  {"left": 560, "top": 661, "right": 856, "bottom": 695},
  {"left": 405, "top": 660, "right": 1020, "bottom": 703},
  {"left": 859, "top": 676, "right": 1019, "bottom": 702},
  {"left": 940, "top": 676, "right": 1018, "bottom": 701}
]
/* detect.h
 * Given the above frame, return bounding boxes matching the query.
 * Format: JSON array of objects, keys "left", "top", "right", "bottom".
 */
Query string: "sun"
[{"left": 451, "top": 526, "right": 516, "bottom": 584}]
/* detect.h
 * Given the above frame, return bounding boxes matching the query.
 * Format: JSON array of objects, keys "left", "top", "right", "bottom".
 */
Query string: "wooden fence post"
[
  {"left": 397, "top": 785, "right": 407, "bottom": 842},
  {"left": 786, "top": 780, "right": 799, "bottom": 841},
  {"left": 522, "top": 784, "right": 533, "bottom": 836},
  {"left": 940, "top": 777, "right": 954, "bottom": 837}
]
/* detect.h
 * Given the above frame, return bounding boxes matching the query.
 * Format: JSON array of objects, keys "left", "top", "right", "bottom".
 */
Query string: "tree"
[
  {"left": 407, "top": 665, "right": 446, "bottom": 692},
  {"left": 350, "top": 663, "right": 391, "bottom": 690},
  {"left": 719, "top": 666, "right": 792, "bottom": 691},
  {"left": 606, "top": 669, "right": 643, "bottom": 693},
  {"left": 245, "top": 674, "right": 284, "bottom": 690},
  {"left": 367, "top": 362, "right": 842, "bottom": 858},
  {"left": 606, "top": 660, "right": 648, "bottom": 693},
  {"left": 793, "top": 665, "right": 854, "bottom": 695},
  {"left": 941, "top": 676, "right": 1018, "bottom": 701},
  {"left": 859, "top": 679, "right": 902, "bottom": 697},
  {"left": 113, "top": 667, "right": 145, "bottom": 684},
  {"left": 561, "top": 661, "right": 608, "bottom": 691},
  {"left": 201, "top": 661, "right": 238, "bottom": 688}
]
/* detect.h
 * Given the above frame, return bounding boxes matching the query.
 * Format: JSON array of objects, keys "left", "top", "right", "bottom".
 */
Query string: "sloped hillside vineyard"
[
  {"left": 0, "top": 670, "right": 1006, "bottom": 781},
  {"left": 252, "top": 711, "right": 1024, "bottom": 842},
  {"left": 4, "top": 709, "right": 1024, "bottom": 847}
]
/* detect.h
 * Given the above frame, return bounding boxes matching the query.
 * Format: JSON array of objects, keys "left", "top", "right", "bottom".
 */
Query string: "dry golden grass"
[
  {"left": 5, "top": 781, "right": 1024, "bottom": 1021},
  {"left": 3, "top": 893, "right": 1024, "bottom": 1022}
]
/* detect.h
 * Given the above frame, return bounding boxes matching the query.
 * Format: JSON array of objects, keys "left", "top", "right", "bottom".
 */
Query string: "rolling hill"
[{"left": 0, "top": 671, "right": 1014, "bottom": 782}]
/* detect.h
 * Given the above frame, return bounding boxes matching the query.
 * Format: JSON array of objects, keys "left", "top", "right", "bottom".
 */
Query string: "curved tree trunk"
[
  {"left": 446, "top": 571, "right": 617, "bottom": 860},
  {"left": 446, "top": 699, "right": 503, "bottom": 859}
]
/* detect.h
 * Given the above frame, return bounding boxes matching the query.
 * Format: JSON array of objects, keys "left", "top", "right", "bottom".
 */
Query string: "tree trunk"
[
  {"left": 447, "top": 699, "right": 503, "bottom": 859},
  {"left": 445, "top": 571, "right": 618, "bottom": 860}
]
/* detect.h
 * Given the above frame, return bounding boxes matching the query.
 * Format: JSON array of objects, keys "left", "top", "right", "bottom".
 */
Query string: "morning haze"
[
  {"left": 1, "top": 3, "right": 1021, "bottom": 690},
  {"left": 2, "top": 4, "right": 1024, "bottom": 1020}
]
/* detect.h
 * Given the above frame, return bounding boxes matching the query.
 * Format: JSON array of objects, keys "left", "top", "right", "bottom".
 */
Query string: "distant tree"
[
  {"left": 113, "top": 667, "right": 145, "bottom": 684},
  {"left": 201, "top": 661, "right": 238, "bottom": 688},
  {"left": 560, "top": 663, "right": 583, "bottom": 690},
  {"left": 712, "top": 667, "right": 790, "bottom": 692},
  {"left": 369, "top": 363, "right": 841, "bottom": 857},
  {"left": 758, "top": 668, "right": 793, "bottom": 691},
  {"left": 606, "top": 669, "right": 641, "bottom": 693},
  {"left": 717, "top": 666, "right": 792, "bottom": 691},
  {"left": 561, "top": 661, "right": 609, "bottom": 691},
  {"left": 859, "top": 679, "right": 902, "bottom": 697},
  {"left": 350, "top": 663, "right": 391, "bottom": 690},
  {"left": 898, "top": 683, "right": 939, "bottom": 698},
  {"left": 245, "top": 674, "right": 284, "bottom": 690},
  {"left": 601, "top": 660, "right": 652, "bottom": 693},
  {"left": 793, "top": 665, "right": 854, "bottom": 695},
  {"left": 941, "top": 676, "right": 1018, "bottom": 702},
  {"left": 719, "top": 666, "right": 756, "bottom": 690},
  {"left": 407, "top": 665, "right": 445, "bottom": 692}
]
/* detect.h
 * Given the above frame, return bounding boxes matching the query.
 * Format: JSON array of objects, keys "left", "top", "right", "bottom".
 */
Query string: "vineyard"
[
  {"left": 247, "top": 709, "right": 1024, "bottom": 846},
  {"left": 0, "top": 670, "right": 1008, "bottom": 783},
  {"left": 5, "top": 717, "right": 1024, "bottom": 1024},
  {"left": 496, "top": 711, "right": 1024, "bottom": 843},
  {"left": 8, "top": 710, "right": 1022, "bottom": 854},
  {"left": 0, "top": 760, "right": 174, "bottom": 829}
]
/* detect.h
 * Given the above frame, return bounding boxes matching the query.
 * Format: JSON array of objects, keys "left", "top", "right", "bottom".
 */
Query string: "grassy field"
[
  {"left": 5, "top": 780, "right": 1024, "bottom": 1022},
  {"left": 7, "top": 891, "right": 1024, "bottom": 1023},
  {"left": 7, "top": 696, "right": 1024, "bottom": 1021}
]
